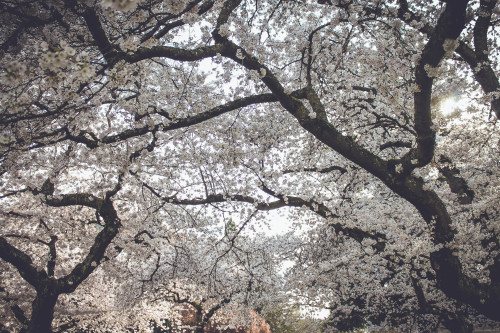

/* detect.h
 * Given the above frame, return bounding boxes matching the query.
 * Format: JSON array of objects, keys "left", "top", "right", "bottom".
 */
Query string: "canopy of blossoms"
[{"left": 1, "top": 0, "right": 499, "bottom": 332}]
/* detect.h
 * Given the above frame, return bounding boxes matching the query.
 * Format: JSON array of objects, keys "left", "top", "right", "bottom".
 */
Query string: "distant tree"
[{"left": 261, "top": 303, "right": 322, "bottom": 333}]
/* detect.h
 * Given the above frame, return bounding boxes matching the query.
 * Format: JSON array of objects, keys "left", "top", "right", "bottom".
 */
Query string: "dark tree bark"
[
  {"left": 26, "top": 285, "right": 58, "bottom": 333},
  {"left": 0, "top": 190, "right": 122, "bottom": 332}
]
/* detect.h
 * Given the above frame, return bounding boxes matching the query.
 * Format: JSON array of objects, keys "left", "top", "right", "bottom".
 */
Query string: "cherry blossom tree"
[{"left": 1, "top": 0, "right": 500, "bottom": 332}]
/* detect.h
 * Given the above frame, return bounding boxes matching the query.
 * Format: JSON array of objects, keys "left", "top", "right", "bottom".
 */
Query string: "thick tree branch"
[
  {"left": 399, "top": 0, "right": 500, "bottom": 119},
  {"left": 438, "top": 156, "right": 474, "bottom": 205},
  {"left": 65, "top": 93, "right": 282, "bottom": 148},
  {"left": 470, "top": 0, "right": 500, "bottom": 118},
  {"left": 0, "top": 4, "right": 61, "bottom": 53},
  {"left": 404, "top": 0, "right": 469, "bottom": 169},
  {"left": 56, "top": 196, "right": 121, "bottom": 293},
  {"left": 141, "top": 181, "right": 386, "bottom": 251},
  {"left": 0, "top": 237, "right": 46, "bottom": 288},
  {"left": 67, "top": 1, "right": 120, "bottom": 64},
  {"left": 42, "top": 190, "right": 122, "bottom": 293},
  {"left": 455, "top": 3, "right": 500, "bottom": 119},
  {"left": 282, "top": 165, "right": 348, "bottom": 175},
  {"left": 126, "top": 44, "right": 223, "bottom": 63}
]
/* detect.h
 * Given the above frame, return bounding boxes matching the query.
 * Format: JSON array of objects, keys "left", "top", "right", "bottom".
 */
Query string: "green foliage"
[
  {"left": 262, "top": 303, "right": 322, "bottom": 333},
  {"left": 224, "top": 218, "right": 237, "bottom": 237}
]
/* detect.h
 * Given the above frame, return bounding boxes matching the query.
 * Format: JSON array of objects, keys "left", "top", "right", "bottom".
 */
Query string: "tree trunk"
[{"left": 26, "top": 289, "right": 58, "bottom": 333}]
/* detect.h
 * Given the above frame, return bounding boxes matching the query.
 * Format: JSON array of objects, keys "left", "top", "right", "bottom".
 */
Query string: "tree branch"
[
  {"left": 126, "top": 44, "right": 223, "bottom": 63},
  {"left": 405, "top": 0, "right": 469, "bottom": 169},
  {"left": 0, "top": 237, "right": 46, "bottom": 288},
  {"left": 67, "top": 1, "right": 121, "bottom": 64},
  {"left": 141, "top": 181, "right": 386, "bottom": 251}
]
